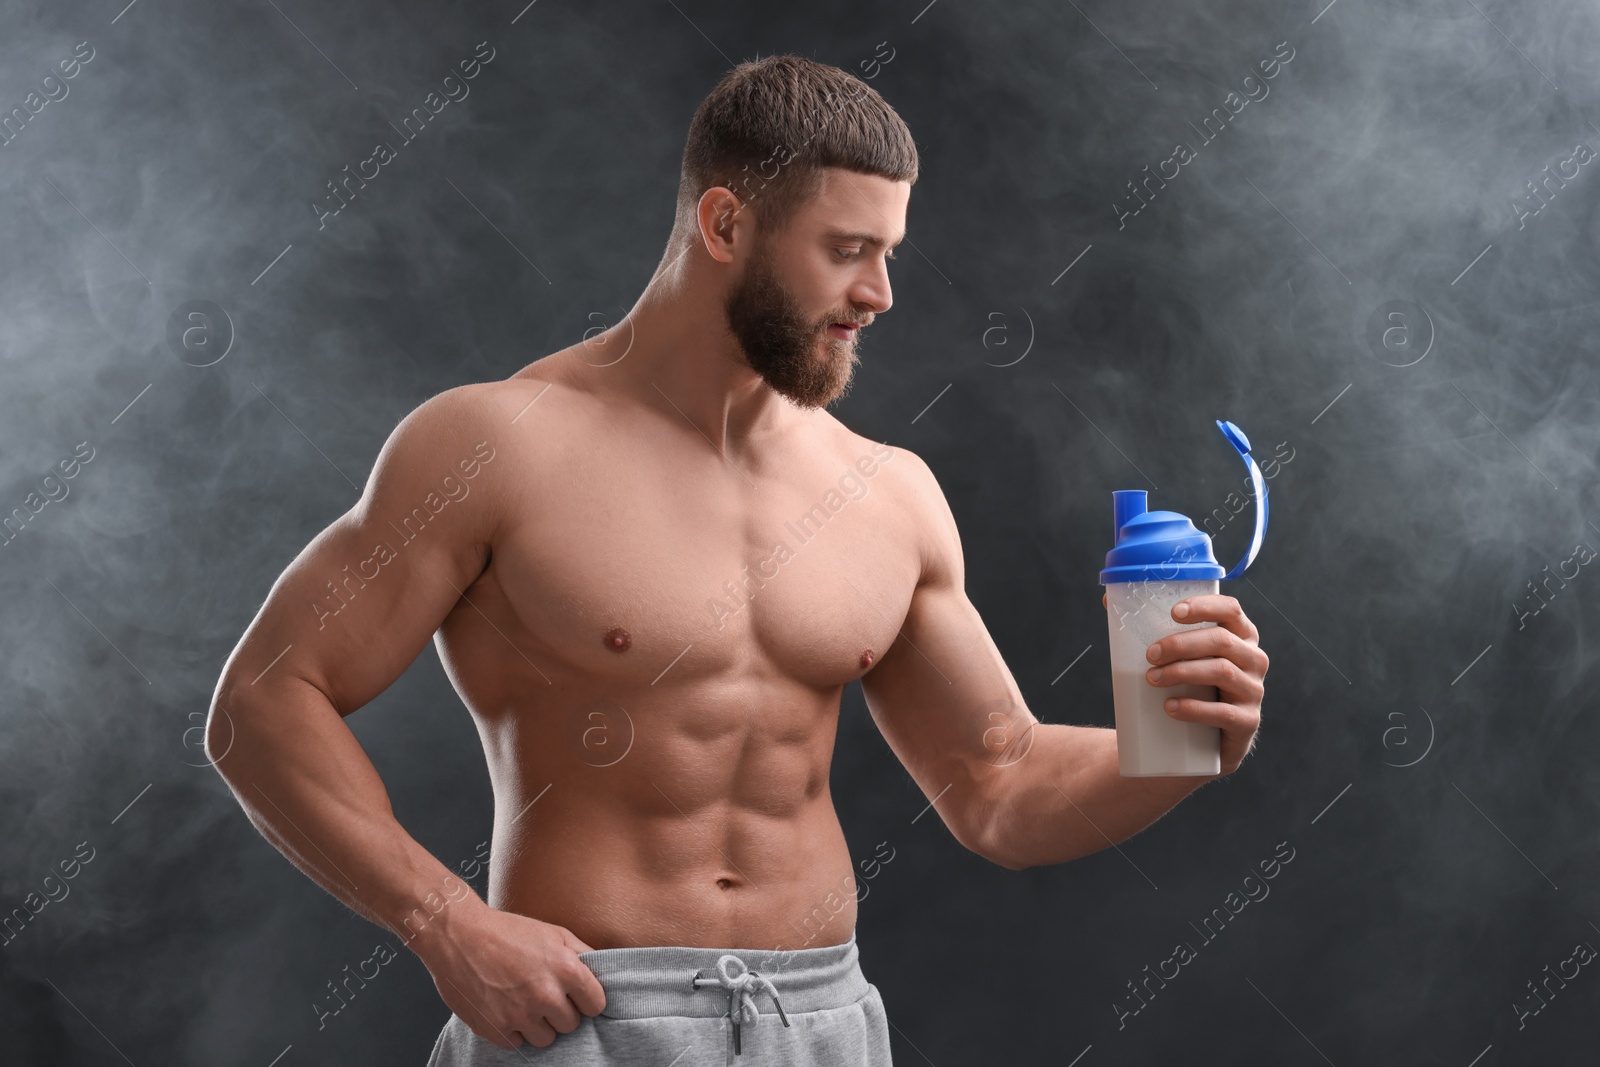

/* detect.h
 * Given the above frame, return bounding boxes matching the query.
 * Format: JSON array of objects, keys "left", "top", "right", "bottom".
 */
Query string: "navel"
[
  {"left": 859, "top": 649, "right": 875, "bottom": 670},
  {"left": 603, "top": 626, "right": 632, "bottom": 653}
]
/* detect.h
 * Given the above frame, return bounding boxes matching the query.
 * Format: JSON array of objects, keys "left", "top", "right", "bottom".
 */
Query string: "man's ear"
[{"left": 697, "top": 187, "right": 746, "bottom": 264}]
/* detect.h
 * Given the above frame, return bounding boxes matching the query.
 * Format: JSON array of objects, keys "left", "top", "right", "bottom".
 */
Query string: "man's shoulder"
[
  {"left": 396, "top": 359, "right": 583, "bottom": 445},
  {"left": 363, "top": 367, "right": 577, "bottom": 514},
  {"left": 820, "top": 418, "right": 958, "bottom": 584},
  {"left": 822, "top": 416, "right": 939, "bottom": 501}
]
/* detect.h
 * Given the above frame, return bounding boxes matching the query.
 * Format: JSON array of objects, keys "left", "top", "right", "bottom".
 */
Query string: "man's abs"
[{"left": 480, "top": 705, "right": 861, "bottom": 952}]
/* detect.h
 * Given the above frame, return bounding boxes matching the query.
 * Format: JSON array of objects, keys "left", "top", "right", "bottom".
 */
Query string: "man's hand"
[
  {"left": 416, "top": 905, "right": 607, "bottom": 1050},
  {"left": 1136, "top": 593, "right": 1268, "bottom": 775}
]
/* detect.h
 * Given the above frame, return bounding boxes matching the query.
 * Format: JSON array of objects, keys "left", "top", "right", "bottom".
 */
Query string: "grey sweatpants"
[{"left": 425, "top": 929, "right": 891, "bottom": 1066}]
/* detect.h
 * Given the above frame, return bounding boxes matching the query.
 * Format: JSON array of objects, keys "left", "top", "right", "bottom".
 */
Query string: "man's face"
[{"left": 724, "top": 169, "right": 909, "bottom": 410}]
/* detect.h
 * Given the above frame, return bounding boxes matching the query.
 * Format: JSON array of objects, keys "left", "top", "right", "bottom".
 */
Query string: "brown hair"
[{"left": 669, "top": 53, "right": 919, "bottom": 255}]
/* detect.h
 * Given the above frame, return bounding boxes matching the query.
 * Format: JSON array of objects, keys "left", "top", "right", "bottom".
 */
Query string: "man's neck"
[{"left": 583, "top": 274, "right": 801, "bottom": 456}]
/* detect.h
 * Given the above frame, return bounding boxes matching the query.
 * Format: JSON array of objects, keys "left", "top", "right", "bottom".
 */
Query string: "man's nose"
[{"left": 852, "top": 261, "right": 893, "bottom": 316}]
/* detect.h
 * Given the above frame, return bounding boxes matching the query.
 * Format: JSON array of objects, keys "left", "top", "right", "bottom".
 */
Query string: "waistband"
[{"left": 578, "top": 929, "right": 867, "bottom": 1022}]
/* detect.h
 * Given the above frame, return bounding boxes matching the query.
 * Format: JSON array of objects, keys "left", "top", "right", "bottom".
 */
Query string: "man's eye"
[{"left": 836, "top": 249, "right": 861, "bottom": 260}]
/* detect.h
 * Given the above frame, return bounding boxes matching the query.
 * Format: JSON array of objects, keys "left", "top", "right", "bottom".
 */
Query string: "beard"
[{"left": 724, "top": 238, "right": 861, "bottom": 410}]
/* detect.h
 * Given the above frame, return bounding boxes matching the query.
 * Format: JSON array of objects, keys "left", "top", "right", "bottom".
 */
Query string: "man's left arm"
[{"left": 859, "top": 451, "right": 1269, "bottom": 871}]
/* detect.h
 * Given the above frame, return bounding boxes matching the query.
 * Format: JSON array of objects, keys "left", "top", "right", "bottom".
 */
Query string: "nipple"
[
  {"left": 859, "top": 649, "right": 875, "bottom": 670},
  {"left": 603, "top": 627, "right": 632, "bottom": 653}
]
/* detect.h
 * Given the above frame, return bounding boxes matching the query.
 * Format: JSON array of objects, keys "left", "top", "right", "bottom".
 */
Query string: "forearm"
[
  {"left": 987, "top": 723, "right": 1213, "bottom": 869},
  {"left": 206, "top": 675, "right": 488, "bottom": 962}
]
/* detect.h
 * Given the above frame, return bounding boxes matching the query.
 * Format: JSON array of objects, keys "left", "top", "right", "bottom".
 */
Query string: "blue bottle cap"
[{"left": 1099, "top": 419, "right": 1270, "bottom": 584}]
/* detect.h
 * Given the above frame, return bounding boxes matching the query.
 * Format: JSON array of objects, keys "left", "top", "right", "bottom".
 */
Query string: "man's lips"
[{"left": 827, "top": 323, "right": 861, "bottom": 339}]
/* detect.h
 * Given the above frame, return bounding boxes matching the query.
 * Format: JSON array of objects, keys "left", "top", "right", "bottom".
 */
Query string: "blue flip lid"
[{"left": 1098, "top": 420, "right": 1270, "bottom": 584}]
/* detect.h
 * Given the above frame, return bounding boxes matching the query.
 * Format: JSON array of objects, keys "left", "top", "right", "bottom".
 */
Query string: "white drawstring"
[{"left": 691, "top": 953, "right": 791, "bottom": 1055}]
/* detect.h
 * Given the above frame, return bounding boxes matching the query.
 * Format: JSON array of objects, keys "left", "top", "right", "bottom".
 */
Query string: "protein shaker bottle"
[{"left": 1100, "top": 420, "right": 1269, "bottom": 776}]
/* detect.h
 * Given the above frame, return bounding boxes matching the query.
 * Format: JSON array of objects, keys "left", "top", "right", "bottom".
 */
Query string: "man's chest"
[{"left": 482, "top": 439, "right": 919, "bottom": 691}]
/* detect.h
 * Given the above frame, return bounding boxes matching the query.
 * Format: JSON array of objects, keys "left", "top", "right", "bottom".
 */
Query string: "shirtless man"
[{"left": 206, "top": 55, "right": 1267, "bottom": 1065}]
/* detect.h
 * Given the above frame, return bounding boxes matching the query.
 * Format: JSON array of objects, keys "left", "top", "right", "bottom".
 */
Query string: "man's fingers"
[
  {"left": 1171, "top": 594, "right": 1258, "bottom": 643},
  {"left": 569, "top": 966, "right": 608, "bottom": 1016},
  {"left": 1147, "top": 657, "right": 1263, "bottom": 703},
  {"left": 543, "top": 998, "right": 583, "bottom": 1034},
  {"left": 1149, "top": 625, "right": 1266, "bottom": 676},
  {"left": 1161, "top": 695, "right": 1244, "bottom": 727},
  {"left": 552, "top": 936, "right": 607, "bottom": 1016},
  {"left": 517, "top": 1019, "right": 558, "bottom": 1049},
  {"left": 1164, "top": 696, "right": 1260, "bottom": 771}
]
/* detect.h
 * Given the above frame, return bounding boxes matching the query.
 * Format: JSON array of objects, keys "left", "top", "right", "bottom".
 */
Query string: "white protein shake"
[{"left": 1107, "top": 578, "right": 1221, "bottom": 776}]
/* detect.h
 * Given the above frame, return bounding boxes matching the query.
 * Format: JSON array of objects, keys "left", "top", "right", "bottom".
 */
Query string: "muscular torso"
[{"left": 432, "top": 352, "right": 921, "bottom": 951}]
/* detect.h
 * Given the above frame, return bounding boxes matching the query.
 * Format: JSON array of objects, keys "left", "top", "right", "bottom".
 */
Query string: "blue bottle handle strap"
[{"left": 1215, "top": 420, "right": 1268, "bottom": 581}]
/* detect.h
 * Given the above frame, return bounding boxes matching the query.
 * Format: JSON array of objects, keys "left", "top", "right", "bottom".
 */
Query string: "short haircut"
[{"left": 671, "top": 53, "right": 919, "bottom": 253}]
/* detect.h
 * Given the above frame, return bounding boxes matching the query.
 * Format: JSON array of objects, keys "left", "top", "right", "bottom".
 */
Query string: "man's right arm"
[{"left": 205, "top": 382, "right": 603, "bottom": 1049}]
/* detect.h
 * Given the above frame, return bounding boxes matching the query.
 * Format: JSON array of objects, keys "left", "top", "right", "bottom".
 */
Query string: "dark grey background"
[{"left": 2, "top": 0, "right": 1596, "bottom": 1063}]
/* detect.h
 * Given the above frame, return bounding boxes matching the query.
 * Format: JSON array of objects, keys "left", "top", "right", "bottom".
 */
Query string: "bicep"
[
  {"left": 858, "top": 454, "right": 1035, "bottom": 852},
  {"left": 216, "top": 387, "right": 505, "bottom": 715},
  {"left": 861, "top": 576, "right": 1035, "bottom": 801}
]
